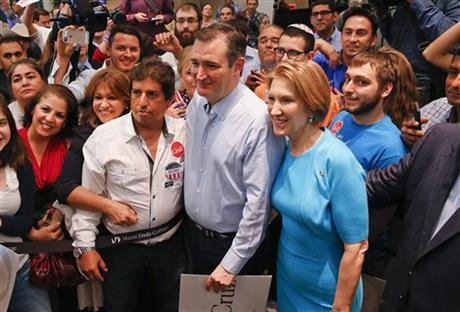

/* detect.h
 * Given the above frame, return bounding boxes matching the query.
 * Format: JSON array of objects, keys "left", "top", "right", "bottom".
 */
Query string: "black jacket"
[{"left": 367, "top": 123, "right": 460, "bottom": 312}]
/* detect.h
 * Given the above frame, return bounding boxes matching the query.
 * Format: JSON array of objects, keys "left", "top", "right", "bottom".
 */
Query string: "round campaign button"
[{"left": 171, "top": 141, "right": 185, "bottom": 158}]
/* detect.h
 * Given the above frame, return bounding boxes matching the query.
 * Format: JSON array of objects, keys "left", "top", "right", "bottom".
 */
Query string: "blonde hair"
[
  {"left": 177, "top": 46, "right": 193, "bottom": 78},
  {"left": 267, "top": 61, "right": 330, "bottom": 122}
]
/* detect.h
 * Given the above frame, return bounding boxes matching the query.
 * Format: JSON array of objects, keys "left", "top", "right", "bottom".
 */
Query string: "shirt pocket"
[{"left": 106, "top": 166, "right": 149, "bottom": 194}]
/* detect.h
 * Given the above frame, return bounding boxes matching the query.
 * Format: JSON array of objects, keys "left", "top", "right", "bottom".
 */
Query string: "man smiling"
[
  {"left": 329, "top": 50, "right": 407, "bottom": 172},
  {"left": 185, "top": 23, "right": 283, "bottom": 291}
]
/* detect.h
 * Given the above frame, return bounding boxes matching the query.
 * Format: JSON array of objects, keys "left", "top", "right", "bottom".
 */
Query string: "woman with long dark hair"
[{"left": 0, "top": 95, "right": 51, "bottom": 312}]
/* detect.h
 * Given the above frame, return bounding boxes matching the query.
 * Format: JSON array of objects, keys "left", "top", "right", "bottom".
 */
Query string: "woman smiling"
[{"left": 267, "top": 61, "right": 368, "bottom": 312}]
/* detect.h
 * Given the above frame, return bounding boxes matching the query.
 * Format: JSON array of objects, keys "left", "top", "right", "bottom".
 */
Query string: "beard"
[
  {"left": 175, "top": 29, "right": 195, "bottom": 47},
  {"left": 346, "top": 94, "right": 381, "bottom": 116}
]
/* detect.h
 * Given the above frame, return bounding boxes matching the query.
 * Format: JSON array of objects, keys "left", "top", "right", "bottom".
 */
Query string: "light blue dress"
[{"left": 271, "top": 130, "right": 368, "bottom": 312}]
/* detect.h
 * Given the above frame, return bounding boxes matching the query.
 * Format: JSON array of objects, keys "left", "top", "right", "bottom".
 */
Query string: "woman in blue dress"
[{"left": 267, "top": 61, "right": 369, "bottom": 312}]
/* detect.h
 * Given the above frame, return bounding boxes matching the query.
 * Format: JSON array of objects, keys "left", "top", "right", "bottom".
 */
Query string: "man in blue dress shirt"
[{"left": 184, "top": 22, "right": 284, "bottom": 291}]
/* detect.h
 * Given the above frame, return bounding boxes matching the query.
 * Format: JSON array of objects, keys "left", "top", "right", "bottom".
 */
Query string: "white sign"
[
  {"left": 179, "top": 274, "right": 272, "bottom": 312},
  {"left": 15, "top": 0, "right": 40, "bottom": 8}
]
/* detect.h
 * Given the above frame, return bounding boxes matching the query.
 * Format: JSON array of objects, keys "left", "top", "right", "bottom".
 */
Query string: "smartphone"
[
  {"left": 63, "top": 29, "right": 89, "bottom": 45},
  {"left": 414, "top": 102, "right": 422, "bottom": 131}
]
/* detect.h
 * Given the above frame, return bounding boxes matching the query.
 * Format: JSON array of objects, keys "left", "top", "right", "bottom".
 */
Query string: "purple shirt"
[{"left": 120, "top": 0, "right": 174, "bottom": 39}]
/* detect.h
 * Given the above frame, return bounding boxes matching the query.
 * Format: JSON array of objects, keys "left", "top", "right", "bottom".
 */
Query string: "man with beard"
[
  {"left": 155, "top": 3, "right": 201, "bottom": 87},
  {"left": 329, "top": 50, "right": 407, "bottom": 172}
]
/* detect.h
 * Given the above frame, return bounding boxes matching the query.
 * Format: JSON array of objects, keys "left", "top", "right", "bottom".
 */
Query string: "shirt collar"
[
  {"left": 201, "top": 83, "right": 243, "bottom": 120},
  {"left": 121, "top": 113, "right": 174, "bottom": 142},
  {"left": 448, "top": 105, "right": 458, "bottom": 124}
]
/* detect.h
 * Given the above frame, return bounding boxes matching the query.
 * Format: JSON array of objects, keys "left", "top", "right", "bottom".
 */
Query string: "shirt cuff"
[
  {"left": 220, "top": 247, "right": 248, "bottom": 275},
  {"left": 72, "top": 229, "right": 97, "bottom": 248}
]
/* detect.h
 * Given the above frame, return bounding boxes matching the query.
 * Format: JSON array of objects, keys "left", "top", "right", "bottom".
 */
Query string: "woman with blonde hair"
[{"left": 268, "top": 61, "right": 368, "bottom": 312}]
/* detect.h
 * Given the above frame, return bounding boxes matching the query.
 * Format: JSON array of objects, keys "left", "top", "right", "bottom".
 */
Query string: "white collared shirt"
[{"left": 72, "top": 114, "right": 186, "bottom": 248}]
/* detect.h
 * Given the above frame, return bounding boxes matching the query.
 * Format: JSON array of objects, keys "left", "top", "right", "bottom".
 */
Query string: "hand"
[
  {"left": 165, "top": 102, "right": 187, "bottom": 118},
  {"left": 206, "top": 264, "right": 236, "bottom": 292},
  {"left": 245, "top": 70, "right": 267, "bottom": 91},
  {"left": 105, "top": 200, "right": 138, "bottom": 225},
  {"left": 154, "top": 32, "right": 182, "bottom": 55},
  {"left": 79, "top": 250, "right": 107, "bottom": 282},
  {"left": 153, "top": 14, "right": 165, "bottom": 25},
  {"left": 134, "top": 12, "right": 149, "bottom": 23},
  {"left": 56, "top": 26, "right": 80, "bottom": 59},
  {"left": 315, "top": 39, "right": 339, "bottom": 67},
  {"left": 28, "top": 222, "right": 64, "bottom": 241},
  {"left": 332, "top": 305, "right": 351, "bottom": 312},
  {"left": 401, "top": 117, "right": 428, "bottom": 146}
]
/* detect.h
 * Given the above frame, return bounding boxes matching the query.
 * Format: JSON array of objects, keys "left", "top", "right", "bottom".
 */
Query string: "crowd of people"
[{"left": 1, "top": 0, "right": 460, "bottom": 311}]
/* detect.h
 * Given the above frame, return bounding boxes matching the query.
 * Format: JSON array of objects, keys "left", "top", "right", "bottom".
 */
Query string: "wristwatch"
[{"left": 73, "top": 247, "right": 95, "bottom": 258}]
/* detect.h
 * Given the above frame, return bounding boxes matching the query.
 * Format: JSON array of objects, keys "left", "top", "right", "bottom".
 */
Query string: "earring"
[{"left": 307, "top": 115, "right": 315, "bottom": 123}]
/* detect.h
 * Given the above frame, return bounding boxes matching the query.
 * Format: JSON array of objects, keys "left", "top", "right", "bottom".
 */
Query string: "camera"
[{"left": 53, "top": 0, "right": 108, "bottom": 33}]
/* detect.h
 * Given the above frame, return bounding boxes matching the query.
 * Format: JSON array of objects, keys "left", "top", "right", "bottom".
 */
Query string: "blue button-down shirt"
[
  {"left": 314, "top": 27, "right": 342, "bottom": 51},
  {"left": 184, "top": 83, "right": 284, "bottom": 274}
]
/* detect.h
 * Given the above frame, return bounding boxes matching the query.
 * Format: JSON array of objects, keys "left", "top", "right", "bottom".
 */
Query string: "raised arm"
[{"left": 423, "top": 21, "right": 460, "bottom": 71}]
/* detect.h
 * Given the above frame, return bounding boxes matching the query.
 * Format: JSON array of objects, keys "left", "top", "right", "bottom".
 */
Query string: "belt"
[{"left": 193, "top": 222, "right": 236, "bottom": 239}]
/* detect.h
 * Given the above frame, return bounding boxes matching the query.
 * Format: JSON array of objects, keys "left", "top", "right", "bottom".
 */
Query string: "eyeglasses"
[
  {"left": 311, "top": 10, "right": 332, "bottom": 17},
  {"left": 274, "top": 47, "right": 306, "bottom": 60},
  {"left": 176, "top": 17, "right": 198, "bottom": 24}
]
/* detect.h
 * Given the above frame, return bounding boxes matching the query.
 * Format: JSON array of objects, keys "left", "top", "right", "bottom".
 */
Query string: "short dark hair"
[
  {"left": 194, "top": 22, "right": 246, "bottom": 66},
  {"left": 130, "top": 56, "right": 176, "bottom": 101},
  {"left": 8, "top": 58, "right": 45, "bottom": 88},
  {"left": 176, "top": 3, "right": 202, "bottom": 22},
  {"left": 221, "top": 4, "right": 236, "bottom": 16},
  {"left": 311, "top": 0, "right": 336, "bottom": 12},
  {"left": 341, "top": 6, "right": 379, "bottom": 36},
  {"left": 0, "top": 94, "right": 26, "bottom": 169},
  {"left": 226, "top": 16, "right": 249, "bottom": 38},
  {"left": 281, "top": 26, "right": 315, "bottom": 52},
  {"left": 33, "top": 8, "right": 49, "bottom": 22},
  {"left": 109, "top": 24, "right": 143, "bottom": 49},
  {"left": 23, "top": 85, "right": 79, "bottom": 139},
  {"left": 450, "top": 44, "right": 460, "bottom": 57},
  {"left": 0, "top": 37, "right": 24, "bottom": 50}
]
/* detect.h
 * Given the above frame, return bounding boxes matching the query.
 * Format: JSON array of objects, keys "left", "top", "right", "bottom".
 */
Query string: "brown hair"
[
  {"left": 0, "top": 94, "right": 26, "bottom": 169},
  {"left": 350, "top": 50, "right": 397, "bottom": 90},
  {"left": 194, "top": 22, "right": 246, "bottom": 67},
  {"left": 379, "top": 47, "right": 418, "bottom": 128},
  {"left": 268, "top": 61, "right": 331, "bottom": 122},
  {"left": 23, "top": 84, "right": 79, "bottom": 138},
  {"left": 130, "top": 56, "right": 175, "bottom": 101},
  {"left": 8, "top": 58, "right": 46, "bottom": 87},
  {"left": 81, "top": 69, "right": 131, "bottom": 128}
]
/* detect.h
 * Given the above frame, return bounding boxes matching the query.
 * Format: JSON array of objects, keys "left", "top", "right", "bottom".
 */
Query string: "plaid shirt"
[{"left": 421, "top": 97, "right": 458, "bottom": 131}]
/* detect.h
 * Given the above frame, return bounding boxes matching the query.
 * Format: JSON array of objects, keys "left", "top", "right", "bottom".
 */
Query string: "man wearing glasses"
[
  {"left": 155, "top": 3, "right": 202, "bottom": 86},
  {"left": 310, "top": 0, "right": 341, "bottom": 51},
  {"left": 274, "top": 24, "right": 316, "bottom": 63},
  {"left": 253, "top": 24, "right": 315, "bottom": 99}
]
